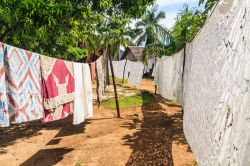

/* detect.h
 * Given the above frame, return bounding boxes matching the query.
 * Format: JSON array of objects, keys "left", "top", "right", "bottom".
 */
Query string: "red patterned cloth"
[{"left": 40, "top": 56, "right": 74, "bottom": 123}]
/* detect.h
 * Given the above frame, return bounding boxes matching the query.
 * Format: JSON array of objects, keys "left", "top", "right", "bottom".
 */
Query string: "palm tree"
[
  {"left": 134, "top": 6, "right": 170, "bottom": 62},
  {"left": 135, "top": 6, "right": 170, "bottom": 46}
]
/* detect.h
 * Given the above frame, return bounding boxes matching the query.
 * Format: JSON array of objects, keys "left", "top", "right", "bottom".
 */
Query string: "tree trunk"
[
  {"left": 95, "top": 61, "right": 101, "bottom": 108},
  {"left": 106, "top": 50, "right": 110, "bottom": 86},
  {"left": 181, "top": 39, "right": 187, "bottom": 116}
]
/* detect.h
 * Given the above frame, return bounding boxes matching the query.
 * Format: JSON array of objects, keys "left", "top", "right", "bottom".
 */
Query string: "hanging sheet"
[
  {"left": 0, "top": 43, "right": 8, "bottom": 127},
  {"left": 109, "top": 60, "right": 130, "bottom": 79},
  {"left": 73, "top": 63, "right": 85, "bottom": 125},
  {"left": 96, "top": 56, "right": 105, "bottom": 102},
  {"left": 181, "top": 0, "right": 250, "bottom": 165},
  {"left": 127, "top": 61, "right": 144, "bottom": 86},
  {"left": 0, "top": 43, "right": 44, "bottom": 127},
  {"left": 41, "top": 55, "right": 74, "bottom": 123},
  {"left": 82, "top": 64, "right": 93, "bottom": 119},
  {"left": 155, "top": 50, "right": 184, "bottom": 104}
]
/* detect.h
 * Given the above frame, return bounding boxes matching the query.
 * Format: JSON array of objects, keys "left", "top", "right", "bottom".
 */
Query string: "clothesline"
[{"left": 0, "top": 42, "right": 93, "bottom": 128}]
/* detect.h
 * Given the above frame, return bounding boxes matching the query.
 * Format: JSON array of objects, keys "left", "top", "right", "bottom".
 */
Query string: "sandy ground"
[{"left": 0, "top": 79, "right": 195, "bottom": 166}]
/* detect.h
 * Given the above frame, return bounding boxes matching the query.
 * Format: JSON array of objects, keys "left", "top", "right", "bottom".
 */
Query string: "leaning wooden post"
[
  {"left": 108, "top": 45, "right": 121, "bottom": 118},
  {"left": 95, "top": 61, "right": 101, "bottom": 108},
  {"left": 154, "top": 56, "right": 157, "bottom": 94},
  {"left": 181, "top": 39, "right": 187, "bottom": 116},
  {"left": 122, "top": 58, "right": 128, "bottom": 84},
  {"left": 106, "top": 51, "right": 110, "bottom": 86}
]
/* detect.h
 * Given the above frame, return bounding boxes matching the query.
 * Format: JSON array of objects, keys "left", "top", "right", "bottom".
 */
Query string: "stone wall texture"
[{"left": 155, "top": 0, "right": 250, "bottom": 165}]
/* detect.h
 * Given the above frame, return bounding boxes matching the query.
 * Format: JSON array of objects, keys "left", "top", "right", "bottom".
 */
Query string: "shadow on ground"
[
  {"left": 0, "top": 115, "right": 89, "bottom": 166},
  {"left": 20, "top": 148, "right": 74, "bottom": 166},
  {"left": 0, "top": 116, "right": 88, "bottom": 150},
  {"left": 123, "top": 92, "right": 191, "bottom": 166}
]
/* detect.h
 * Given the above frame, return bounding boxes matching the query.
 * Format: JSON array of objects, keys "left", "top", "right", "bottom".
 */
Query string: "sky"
[{"left": 156, "top": 0, "right": 203, "bottom": 29}]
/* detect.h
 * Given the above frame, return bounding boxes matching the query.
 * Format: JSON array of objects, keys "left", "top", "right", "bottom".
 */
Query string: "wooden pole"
[
  {"left": 95, "top": 61, "right": 101, "bottom": 108},
  {"left": 106, "top": 50, "right": 110, "bottom": 86},
  {"left": 122, "top": 58, "right": 128, "bottom": 84},
  {"left": 181, "top": 40, "right": 187, "bottom": 116},
  {"left": 108, "top": 45, "right": 121, "bottom": 118},
  {"left": 154, "top": 56, "right": 157, "bottom": 94}
]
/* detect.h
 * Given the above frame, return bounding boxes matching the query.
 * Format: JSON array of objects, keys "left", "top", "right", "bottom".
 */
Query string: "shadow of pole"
[{"left": 123, "top": 91, "right": 175, "bottom": 166}]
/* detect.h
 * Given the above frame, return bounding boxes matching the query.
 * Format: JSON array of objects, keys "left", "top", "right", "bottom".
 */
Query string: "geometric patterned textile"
[
  {"left": 0, "top": 43, "right": 44, "bottom": 127},
  {"left": 0, "top": 42, "right": 9, "bottom": 127},
  {"left": 41, "top": 55, "right": 74, "bottom": 123}
]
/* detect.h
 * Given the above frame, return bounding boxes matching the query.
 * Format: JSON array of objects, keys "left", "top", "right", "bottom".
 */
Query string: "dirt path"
[{"left": 0, "top": 79, "right": 195, "bottom": 166}]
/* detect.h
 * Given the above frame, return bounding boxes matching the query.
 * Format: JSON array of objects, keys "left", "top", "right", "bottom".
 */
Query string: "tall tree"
[
  {"left": 0, "top": 0, "right": 155, "bottom": 60},
  {"left": 135, "top": 6, "right": 169, "bottom": 46},
  {"left": 134, "top": 6, "right": 170, "bottom": 62},
  {"left": 164, "top": 4, "right": 206, "bottom": 56}
]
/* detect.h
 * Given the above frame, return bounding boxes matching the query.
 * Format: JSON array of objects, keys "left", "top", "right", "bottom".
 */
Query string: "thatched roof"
[{"left": 121, "top": 46, "right": 144, "bottom": 61}]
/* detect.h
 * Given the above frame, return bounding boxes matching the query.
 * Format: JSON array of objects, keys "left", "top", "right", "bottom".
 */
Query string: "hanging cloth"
[
  {"left": 0, "top": 43, "right": 44, "bottom": 127},
  {"left": 73, "top": 63, "right": 85, "bottom": 125},
  {"left": 96, "top": 56, "right": 105, "bottom": 102},
  {"left": 0, "top": 43, "right": 9, "bottom": 127},
  {"left": 82, "top": 64, "right": 93, "bottom": 119},
  {"left": 127, "top": 61, "right": 144, "bottom": 85},
  {"left": 41, "top": 55, "right": 74, "bottom": 123}
]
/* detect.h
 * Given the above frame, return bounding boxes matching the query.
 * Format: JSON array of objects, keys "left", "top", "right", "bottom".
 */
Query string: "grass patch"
[
  {"left": 169, "top": 100, "right": 181, "bottom": 106},
  {"left": 104, "top": 89, "right": 113, "bottom": 94},
  {"left": 102, "top": 92, "right": 155, "bottom": 109},
  {"left": 109, "top": 77, "right": 128, "bottom": 84}
]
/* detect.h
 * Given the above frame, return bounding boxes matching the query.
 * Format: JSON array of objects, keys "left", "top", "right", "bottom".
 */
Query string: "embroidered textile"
[{"left": 41, "top": 55, "right": 74, "bottom": 123}]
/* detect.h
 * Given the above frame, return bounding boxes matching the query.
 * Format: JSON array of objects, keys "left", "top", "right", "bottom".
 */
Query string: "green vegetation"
[
  {"left": 0, "top": 0, "right": 219, "bottom": 61},
  {"left": 163, "top": 5, "right": 207, "bottom": 56},
  {"left": 102, "top": 92, "right": 155, "bottom": 110},
  {"left": 75, "top": 161, "right": 82, "bottom": 166},
  {"left": 170, "top": 100, "right": 181, "bottom": 106},
  {"left": 199, "top": 0, "right": 219, "bottom": 14},
  {"left": 134, "top": 6, "right": 170, "bottom": 62},
  {"left": 0, "top": 0, "right": 154, "bottom": 60},
  {"left": 110, "top": 77, "right": 128, "bottom": 85}
]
